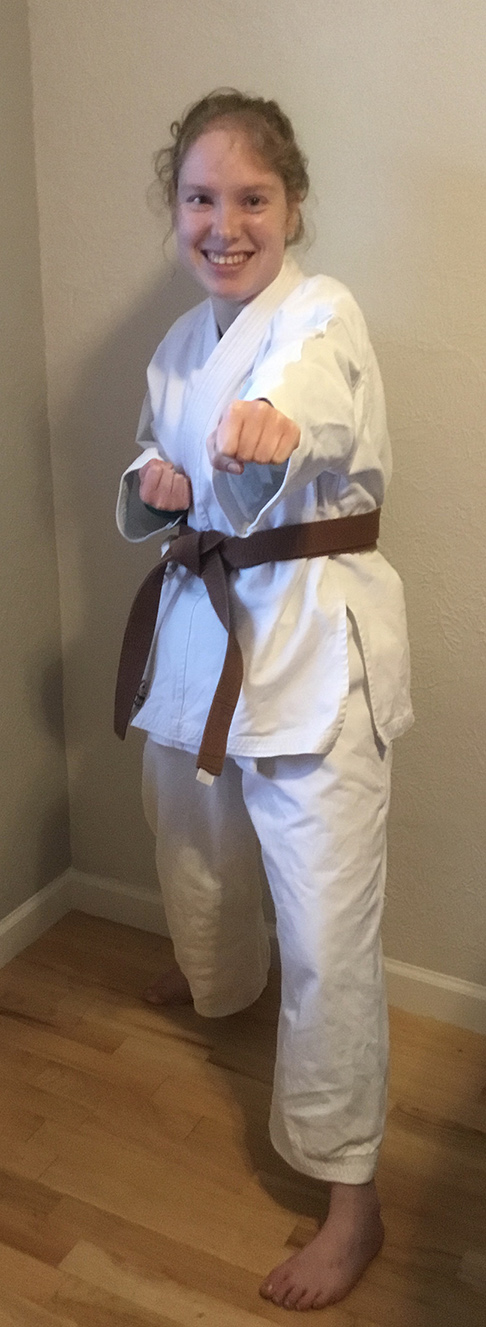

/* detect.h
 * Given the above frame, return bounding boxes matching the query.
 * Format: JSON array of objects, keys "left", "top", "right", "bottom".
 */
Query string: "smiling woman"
[
  {"left": 176, "top": 129, "right": 298, "bottom": 302},
  {"left": 114, "top": 87, "right": 413, "bottom": 1312},
  {"left": 153, "top": 88, "right": 309, "bottom": 237}
]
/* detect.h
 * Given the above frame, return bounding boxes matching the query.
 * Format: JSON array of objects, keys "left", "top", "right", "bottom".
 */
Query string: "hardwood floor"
[{"left": 0, "top": 910, "right": 484, "bottom": 1324}]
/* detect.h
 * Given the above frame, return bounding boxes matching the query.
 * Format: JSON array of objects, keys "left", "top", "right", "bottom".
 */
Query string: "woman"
[{"left": 116, "top": 89, "right": 413, "bottom": 1311}]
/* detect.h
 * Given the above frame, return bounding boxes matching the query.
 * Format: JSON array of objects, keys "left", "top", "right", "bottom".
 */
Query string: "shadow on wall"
[
  {"left": 0, "top": 396, "right": 71, "bottom": 917},
  {"left": 372, "top": 157, "right": 486, "bottom": 987},
  {"left": 47, "top": 262, "right": 204, "bottom": 890},
  {"left": 0, "top": 648, "right": 70, "bottom": 915}
]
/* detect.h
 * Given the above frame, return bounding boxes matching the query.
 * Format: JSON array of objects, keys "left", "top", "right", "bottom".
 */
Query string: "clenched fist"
[
  {"left": 207, "top": 399, "right": 300, "bottom": 474},
  {"left": 139, "top": 458, "right": 192, "bottom": 511}
]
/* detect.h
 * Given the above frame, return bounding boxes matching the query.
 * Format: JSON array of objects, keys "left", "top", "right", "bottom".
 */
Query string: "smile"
[{"left": 202, "top": 251, "right": 253, "bottom": 266}]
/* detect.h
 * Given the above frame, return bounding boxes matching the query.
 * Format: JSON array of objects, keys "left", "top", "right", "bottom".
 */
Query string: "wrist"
[{"left": 143, "top": 502, "right": 188, "bottom": 519}]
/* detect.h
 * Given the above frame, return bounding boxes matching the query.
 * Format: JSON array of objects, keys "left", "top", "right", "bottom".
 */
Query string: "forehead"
[{"left": 178, "top": 127, "right": 281, "bottom": 187}]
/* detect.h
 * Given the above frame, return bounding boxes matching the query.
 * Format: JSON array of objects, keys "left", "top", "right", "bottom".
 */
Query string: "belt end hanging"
[{"left": 196, "top": 767, "right": 215, "bottom": 786}]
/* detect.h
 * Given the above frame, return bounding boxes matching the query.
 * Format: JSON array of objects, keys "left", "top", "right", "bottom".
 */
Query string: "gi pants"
[{"left": 142, "top": 617, "right": 392, "bottom": 1184}]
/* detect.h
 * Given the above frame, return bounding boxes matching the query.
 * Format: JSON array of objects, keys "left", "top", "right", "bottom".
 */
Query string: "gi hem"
[{"left": 269, "top": 1115, "right": 380, "bottom": 1184}]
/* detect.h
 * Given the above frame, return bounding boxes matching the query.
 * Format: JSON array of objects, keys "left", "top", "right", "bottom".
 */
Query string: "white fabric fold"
[{"left": 116, "top": 255, "right": 413, "bottom": 753}]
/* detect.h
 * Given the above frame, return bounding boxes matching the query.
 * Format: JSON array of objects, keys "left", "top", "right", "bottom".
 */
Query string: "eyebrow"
[{"left": 179, "top": 180, "right": 279, "bottom": 194}]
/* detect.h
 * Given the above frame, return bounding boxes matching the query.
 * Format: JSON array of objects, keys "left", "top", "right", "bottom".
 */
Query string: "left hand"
[{"left": 207, "top": 399, "right": 300, "bottom": 474}]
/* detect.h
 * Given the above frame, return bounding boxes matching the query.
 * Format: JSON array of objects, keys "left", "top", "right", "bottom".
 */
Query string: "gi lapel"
[{"left": 179, "top": 255, "right": 304, "bottom": 477}]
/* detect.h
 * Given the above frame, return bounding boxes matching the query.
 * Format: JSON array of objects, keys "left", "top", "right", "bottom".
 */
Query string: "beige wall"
[
  {"left": 28, "top": 0, "right": 486, "bottom": 984},
  {"left": 0, "top": 0, "right": 70, "bottom": 919}
]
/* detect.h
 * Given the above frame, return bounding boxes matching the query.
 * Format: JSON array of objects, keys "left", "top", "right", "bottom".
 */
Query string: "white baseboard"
[
  {"left": 0, "top": 868, "right": 168, "bottom": 973},
  {"left": 0, "top": 873, "right": 72, "bottom": 968},
  {"left": 384, "top": 957, "right": 486, "bottom": 1036},
  {"left": 68, "top": 868, "right": 168, "bottom": 935},
  {"left": 1, "top": 869, "right": 485, "bottom": 1036}
]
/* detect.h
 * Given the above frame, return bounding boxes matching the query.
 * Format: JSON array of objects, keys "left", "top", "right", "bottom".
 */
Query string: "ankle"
[{"left": 328, "top": 1179, "right": 380, "bottom": 1215}]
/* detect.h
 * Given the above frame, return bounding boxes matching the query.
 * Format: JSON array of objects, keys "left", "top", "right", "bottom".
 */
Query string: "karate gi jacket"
[{"left": 116, "top": 256, "right": 413, "bottom": 757}]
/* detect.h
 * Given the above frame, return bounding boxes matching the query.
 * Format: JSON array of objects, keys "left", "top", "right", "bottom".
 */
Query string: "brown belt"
[{"left": 114, "top": 509, "right": 380, "bottom": 777}]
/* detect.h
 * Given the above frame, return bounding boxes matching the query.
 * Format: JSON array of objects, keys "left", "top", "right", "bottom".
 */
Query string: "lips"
[{"left": 201, "top": 250, "right": 254, "bottom": 267}]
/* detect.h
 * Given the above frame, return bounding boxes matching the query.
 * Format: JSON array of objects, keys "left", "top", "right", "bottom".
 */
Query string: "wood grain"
[{"left": 0, "top": 912, "right": 484, "bottom": 1325}]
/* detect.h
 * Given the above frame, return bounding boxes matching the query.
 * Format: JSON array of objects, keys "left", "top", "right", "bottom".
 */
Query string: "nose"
[{"left": 211, "top": 199, "right": 240, "bottom": 242}]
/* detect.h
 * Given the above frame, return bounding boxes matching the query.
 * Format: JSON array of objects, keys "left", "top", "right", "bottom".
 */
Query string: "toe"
[
  {"left": 271, "top": 1281, "right": 292, "bottom": 1306},
  {"left": 260, "top": 1261, "right": 296, "bottom": 1305},
  {"left": 311, "top": 1292, "right": 331, "bottom": 1310},
  {"left": 282, "top": 1281, "right": 306, "bottom": 1309},
  {"left": 260, "top": 1275, "right": 282, "bottom": 1301},
  {"left": 293, "top": 1284, "right": 320, "bottom": 1312},
  {"left": 259, "top": 1281, "right": 273, "bottom": 1300}
]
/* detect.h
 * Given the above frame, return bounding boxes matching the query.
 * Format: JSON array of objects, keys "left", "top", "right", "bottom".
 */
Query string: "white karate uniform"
[{"left": 116, "top": 255, "right": 412, "bottom": 1182}]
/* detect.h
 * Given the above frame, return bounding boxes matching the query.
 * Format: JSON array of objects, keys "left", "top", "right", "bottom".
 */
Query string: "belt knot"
[
  {"left": 115, "top": 509, "right": 381, "bottom": 777},
  {"left": 168, "top": 528, "right": 226, "bottom": 578}
]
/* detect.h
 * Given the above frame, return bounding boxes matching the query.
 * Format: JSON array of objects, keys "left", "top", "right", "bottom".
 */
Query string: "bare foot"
[
  {"left": 260, "top": 1179, "right": 384, "bottom": 1311},
  {"left": 142, "top": 963, "right": 193, "bottom": 1007}
]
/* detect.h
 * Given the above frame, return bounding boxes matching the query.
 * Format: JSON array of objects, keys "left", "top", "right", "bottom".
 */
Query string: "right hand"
[{"left": 139, "top": 458, "right": 192, "bottom": 511}]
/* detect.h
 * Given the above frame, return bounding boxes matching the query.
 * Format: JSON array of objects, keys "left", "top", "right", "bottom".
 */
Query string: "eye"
[
  {"left": 186, "top": 193, "right": 212, "bottom": 207},
  {"left": 244, "top": 194, "right": 265, "bottom": 208}
]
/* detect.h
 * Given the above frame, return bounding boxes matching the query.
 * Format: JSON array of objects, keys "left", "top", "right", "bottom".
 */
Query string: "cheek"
[
  {"left": 175, "top": 208, "right": 200, "bottom": 247},
  {"left": 251, "top": 217, "right": 286, "bottom": 251},
  {"left": 176, "top": 223, "right": 199, "bottom": 257},
  {"left": 266, "top": 211, "right": 290, "bottom": 249}
]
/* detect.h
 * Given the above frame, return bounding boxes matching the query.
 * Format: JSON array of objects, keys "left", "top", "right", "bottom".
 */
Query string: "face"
[{"left": 175, "top": 127, "right": 298, "bottom": 303}]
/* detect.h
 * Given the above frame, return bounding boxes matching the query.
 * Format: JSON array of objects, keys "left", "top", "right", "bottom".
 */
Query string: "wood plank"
[
  {"left": 388, "top": 1100, "right": 486, "bottom": 1158},
  {"left": 460, "top": 1249, "right": 486, "bottom": 1298},
  {"left": 0, "top": 1241, "right": 62, "bottom": 1305},
  {"left": 108, "top": 1029, "right": 210, "bottom": 1074},
  {"left": 0, "top": 962, "right": 94, "bottom": 1035},
  {"left": 0, "top": 1127, "right": 60, "bottom": 1181},
  {"left": 152, "top": 1060, "right": 272, "bottom": 1125},
  {"left": 75, "top": 989, "right": 212, "bottom": 1050},
  {"left": 0, "top": 1171, "right": 71, "bottom": 1265},
  {"left": 0, "top": 1104, "right": 44, "bottom": 1146},
  {"left": 0, "top": 1016, "right": 170, "bottom": 1095},
  {"left": 32, "top": 1060, "right": 203, "bottom": 1148},
  {"left": 0, "top": 1288, "right": 78, "bottom": 1327},
  {"left": 1, "top": 915, "right": 485, "bottom": 1326},
  {"left": 0, "top": 1075, "right": 89, "bottom": 1131},
  {"left": 388, "top": 1004, "right": 486, "bottom": 1063},
  {"left": 38, "top": 1113, "right": 274, "bottom": 1208},
  {"left": 34, "top": 1119, "right": 296, "bottom": 1274},
  {"left": 21, "top": 914, "right": 172, "bottom": 997},
  {"left": 0, "top": 1223, "right": 71, "bottom": 1274},
  {"left": 49, "top": 1273, "right": 180, "bottom": 1327},
  {"left": 46, "top": 1197, "right": 304, "bottom": 1324},
  {"left": 58, "top": 1240, "right": 284, "bottom": 1325}
]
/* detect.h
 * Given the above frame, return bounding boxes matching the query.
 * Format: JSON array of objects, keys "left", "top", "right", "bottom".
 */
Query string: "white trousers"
[{"left": 142, "top": 618, "right": 392, "bottom": 1184}]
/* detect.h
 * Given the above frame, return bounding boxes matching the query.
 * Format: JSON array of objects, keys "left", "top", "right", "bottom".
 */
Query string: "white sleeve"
[
  {"left": 116, "top": 391, "right": 184, "bottom": 543},
  {"left": 221, "top": 460, "right": 288, "bottom": 530},
  {"left": 212, "top": 307, "right": 389, "bottom": 533}
]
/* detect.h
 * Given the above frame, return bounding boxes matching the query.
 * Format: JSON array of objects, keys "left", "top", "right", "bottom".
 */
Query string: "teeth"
[{"left": 205, "top": 252, "right": 250, "bottom": 266}]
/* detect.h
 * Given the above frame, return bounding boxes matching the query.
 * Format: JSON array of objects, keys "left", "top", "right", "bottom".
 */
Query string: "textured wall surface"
[
  {"left": 0, "top": 0, "right": 70, "bottom": 919},
  {"left": 28, "top": 0, "right": 486, "bottom": 982}
]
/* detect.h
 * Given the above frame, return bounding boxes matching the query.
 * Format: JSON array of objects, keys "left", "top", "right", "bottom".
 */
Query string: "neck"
[
  {"left": 209, "top": 256, "right": 298, "bottom": 336},
  {"left": 210, "top": 295, "right": 248, "bottom": 337}
]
